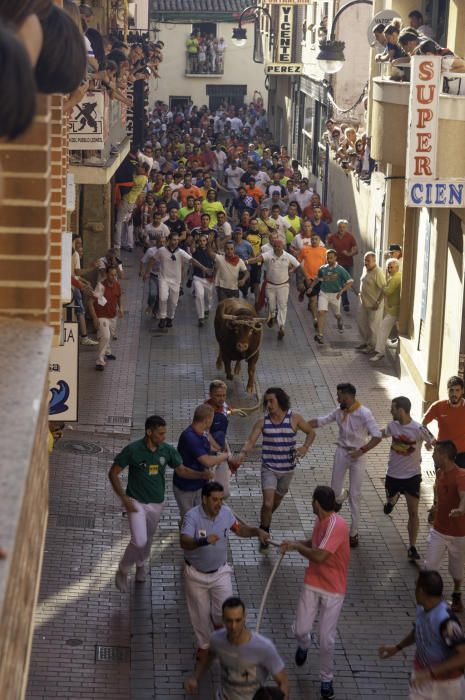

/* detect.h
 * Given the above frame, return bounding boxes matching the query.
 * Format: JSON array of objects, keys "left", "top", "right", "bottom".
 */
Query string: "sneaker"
[
  {"left": 277, "top": 327, "right": 285, "bottom": 340},
  {"left": 80, "top": 336, "right": 98, "bottom": 346},
  {"left": 336, "top": 317, "right": 344, "bottom": 332},
  {"left": 320, "top": 681, "right": 335, "bottom": 699},
  {"left": 115, "top": 567, "right": 128, "bottom": 593},
  {"left": 95, "top": 364, "right": 105, "bottom": 372},
  {"left": 451, "top": 592, "right": 464, "bottom": 613},
  {"left": 355, "top": 343, "right": 367, "bottom": 350},
  {"left": 408, "top": 546, "right": 420, "bottom": 562},
  {"left": 166, "top": 318, "right": 173, "bottom": 328},
  {"left": 383, "top": 494, "right": 399, "bottom": 515},
  {"left": 158, "top": 319, "right": 166, "bottom": 329},
  {"left": 349, "top": 534, "right": 359, "bottom": 548},
  {"left": 295, "top": 647, "right": 308, "bottom": 667},
  {"left": 370, "top": 353, "right": 384, "bottom": 362},
  {"left": 314, "top": 334, "right": 324, "bottom": 345},
  {"left": 105, "top": 353, "right": 116, "bottom": 360},
  {"left": 135, "top": 564, "right": 147, "bottom": 582},
  {"left": 361, "top": 346, "right": 375, "bottom": 354}
]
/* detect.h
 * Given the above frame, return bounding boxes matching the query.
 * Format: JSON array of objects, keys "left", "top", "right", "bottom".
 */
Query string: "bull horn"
[
  {"left": 222, "top": 314, "right": 241, "bottom": 320},
  {"left": 251, "top": 317, "right": 268, "bottom": 323}
]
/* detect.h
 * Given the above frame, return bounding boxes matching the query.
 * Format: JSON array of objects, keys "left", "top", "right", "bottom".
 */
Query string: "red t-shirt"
[
  {"left": 304, "top": 513, "right": 350, "bottom": 594},
  {"left": 423, "top": 399, "right": 465, "bottom": 453},
  {"left": 94, "top": 280, "right": 121, "bottom": 318},
  {"left": 434, "top": 466, "right": 465, "bottom": 537},
  {"left": 303, "top": 204, "right": 332, "bottom": 223},
  {"left": 326, "top": 232, "right": 357, "bottom": 268}
]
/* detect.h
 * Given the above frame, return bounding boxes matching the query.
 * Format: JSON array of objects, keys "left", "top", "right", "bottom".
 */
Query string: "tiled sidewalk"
[{"left": 26, "top": 257, "right": 451, "bottom": 700}]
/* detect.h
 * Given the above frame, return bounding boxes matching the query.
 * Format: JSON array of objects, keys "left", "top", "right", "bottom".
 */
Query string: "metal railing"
[
  {"left": 376, "top": 61, "right": 465, "bottom": 95},
  {"left": 185, "top": 51, "right": 225, "bottom": 76}
]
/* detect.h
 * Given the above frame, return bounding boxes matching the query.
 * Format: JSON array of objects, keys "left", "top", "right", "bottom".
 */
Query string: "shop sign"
[
  {"left": 48, "top": 323, "right": 79, "bottom": 421},
  {"left": 267, "top": 0, "right": 309, "bottom": 4},
  {"left": 266, "top": 63, "right": 303, "bottom": 74},
  {"left": 277, "top": 5, "right": 293, "bottom": 64},
  {"left": 68, "top": 91, "right": 105, "bottom": 150},
  {"left": 404, "top": 55, "right": 464, "bottom": 206}
]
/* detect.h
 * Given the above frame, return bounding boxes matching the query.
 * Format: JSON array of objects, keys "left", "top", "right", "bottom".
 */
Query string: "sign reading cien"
[{"left": 405, "top": 55, "right": 465, "bottom": 207}]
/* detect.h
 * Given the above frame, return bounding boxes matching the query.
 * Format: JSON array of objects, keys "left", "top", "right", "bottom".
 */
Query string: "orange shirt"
[
  {"left": 423, "top": 399, "right": 465, "bottom": 453},
  {"left": 246, "top": 185, "right": 264, "bottom": 202},
  {"left": 179, "top": 185, "right": 202, "bottom": 207},
  {"left": 299, "top": 246, "right": 327, "bottom": 279},
  {"left": 434, "top": 466, "right": 465, "bottom": 537},
  {"left": 304, "top": 513, "right": 349, "bottom": 594}
]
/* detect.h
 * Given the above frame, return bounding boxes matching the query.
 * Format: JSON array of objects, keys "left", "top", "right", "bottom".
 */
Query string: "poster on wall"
[
  {"left": 68, "top": 91, "right": 105, "bottom": 149},
  {"left": 48, "top": 323, "right": 79, "bottom": 422}
]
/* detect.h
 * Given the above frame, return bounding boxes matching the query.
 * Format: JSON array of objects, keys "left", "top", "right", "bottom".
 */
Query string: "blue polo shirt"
[
  {"left": 310, "top": 218, "right": 330, "bottom": 243},
  {"left": 174, "top": 425, "right": 210, "bottom": 492},
  {"left": 182, "top": 504, "right": 238, "bottom": 571}
]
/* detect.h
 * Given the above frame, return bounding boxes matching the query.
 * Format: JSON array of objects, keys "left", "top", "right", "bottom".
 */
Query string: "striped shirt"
[{"left": 262, "top": 410, "right": 297, "bottom": 473}]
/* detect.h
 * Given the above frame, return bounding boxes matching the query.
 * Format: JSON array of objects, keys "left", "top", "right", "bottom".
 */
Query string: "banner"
[
  {"left": 68, "top": 91, "right": 105, "bottom": 149},
  {"left": 48, "top": 323, "right": 79, "bottom": 421},
  {"left": 277, "top": 5, "right": 293, "bottom": 64}
]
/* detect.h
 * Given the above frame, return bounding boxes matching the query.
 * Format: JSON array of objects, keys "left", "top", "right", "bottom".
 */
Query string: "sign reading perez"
[{"left": 266, "top": 63, "right": 302, "bottom": 74}]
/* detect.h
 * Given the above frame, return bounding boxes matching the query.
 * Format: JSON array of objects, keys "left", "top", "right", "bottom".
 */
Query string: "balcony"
[
  {"left": 185, "top": 52, "right": 225, "bottom": 77},
  {"left": 68, "top": 88, "right": 130, "bottom": 185},
  {"left": 371, "top": 64, "right": 465, "bottom": 174}
]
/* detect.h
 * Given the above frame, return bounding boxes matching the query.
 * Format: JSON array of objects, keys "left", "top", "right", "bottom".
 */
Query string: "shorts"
[
  {"left": 385, "top": 473, "right": 422, "bottom": 499},
  {"left": 318, "top": 291, "right": 341, "bottom": 313},
  {"left": 249, "top": 263, "right": 262, "bottom": 286},
  {"left": 261, "top": 466, "right": 294, "bottom": 496}
]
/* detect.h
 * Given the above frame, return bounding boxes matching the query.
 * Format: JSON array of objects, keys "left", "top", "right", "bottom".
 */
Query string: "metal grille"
[
  {"left": 55, "top": 514, "right": 96, "bottom": 530},
  {"left": 95, "top": 645, "right": 130, "bottom": 663},
  {"left": 55, "top": 440, "right": 103, "bottom": 455},
  {"left": 106, "top": 416, "right": 132, "bottom": 426},
  {"left": 424, "top": 470, "right": 436, "bottom": 480}
]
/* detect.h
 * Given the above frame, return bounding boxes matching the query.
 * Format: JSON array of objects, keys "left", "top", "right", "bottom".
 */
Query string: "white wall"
[{"left": 150, "top": 22, "right": 267, "bottom": 109}]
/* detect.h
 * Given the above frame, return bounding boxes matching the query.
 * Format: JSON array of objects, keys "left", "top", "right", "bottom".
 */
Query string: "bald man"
[{"left": 356, "top": 252, "right": 386, "bottom": 355}]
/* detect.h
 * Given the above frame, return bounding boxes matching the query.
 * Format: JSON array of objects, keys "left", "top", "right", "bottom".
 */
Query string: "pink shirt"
[{"left": 304, "top": 513, "right": 350, "bottom": 595}]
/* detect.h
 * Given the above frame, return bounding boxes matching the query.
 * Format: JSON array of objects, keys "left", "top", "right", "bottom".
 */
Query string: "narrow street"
[{"left": 26, "top": 256, "right": 441, "bottom": 700}]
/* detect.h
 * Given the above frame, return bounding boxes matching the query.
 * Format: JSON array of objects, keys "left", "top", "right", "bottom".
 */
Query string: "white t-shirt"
[
  {"left": 215, "top": 254, "right": 247, "bottom": 290},
  {"left": 154, "top": 246, "right": 191, "bottom": 285},
  {"left": 141, "top": 246, "right": 161, "bottom": 274},
  {"left": 228, "top": 116, "right": 243, "bottom": 133},
  {"left": 214, "top": 150, "right": 228, "bottom": 169},
  {"left": 225, "top": 167, "right": 245, "bottom": 189},
  {"left": 271, "top": 215, "right": 291, "bottom": 242},
  {"left": 71, "top": 250, "right": 81, "bottom": 275},
  {"left": 385, "top": 419, "right": 432, "bottom": 479},
  {"left": 292, "top": 189, "right": 313, "bottom": 211},
  {"left": 261, "top": 250, "right": 300, "bottom": 285},
  {"left": 291, "top": 234, "right": 313, "bottom": 252}
]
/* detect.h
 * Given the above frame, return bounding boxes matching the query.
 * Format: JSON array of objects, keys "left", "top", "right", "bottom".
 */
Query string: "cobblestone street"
[{"left": 26, "top": 256, "right": 448, "bottom": 700}]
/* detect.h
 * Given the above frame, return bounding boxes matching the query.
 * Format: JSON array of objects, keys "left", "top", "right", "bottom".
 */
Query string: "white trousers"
[
  {"left": 424, "top": 528, "right": 465, "bottom": 581},
  {"left": 375, "top": 313, "right": 398, "bottom": 354},
  {"left": 266, "top": 283, "right": 289, "bottom": 329},
  {"left": 213, "top": 460, "right": 231, "bottom": 499},
  {"left": 294, "top": 584, "right": 345, "bottom": 682},
  {"left": 158, "top": 277, "right": 180, "bottom": 319},
  {"left": 357, "top": 304, "right": 384, "bottom": 349},
  {"left": 114, "top": 199, "right": 134, "bottom": 250},
  {"left": 331, "top": 446, "right": 366, "bottom": 537},
  {"left": 120, "top": 499, "right": 164, "bottom": 573},
  {"left": 97, "top": 317, "right": 117, "bottom": 365},
  {"left": 184, "top": 562, "right": 233, "bottom": 648},
  {"left": 193, "top": 277, "right": 214, "bottom": 319},
  {"left": 409, "top": 675, "right": 465, "bottom": 700}
]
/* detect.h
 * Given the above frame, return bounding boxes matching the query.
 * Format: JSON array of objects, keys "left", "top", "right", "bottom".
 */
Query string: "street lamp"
[
  {"left": 231, "top": 4, "right": 275, "bottom": 60},
  {"left": 317, "top": 0, "right": 373, "bottom": 74}
]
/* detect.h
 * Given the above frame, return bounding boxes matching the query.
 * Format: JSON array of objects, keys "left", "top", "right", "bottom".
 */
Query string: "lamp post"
[
  {"left": 231, "top": 4, "right": 275, "bottom": 62},
  {"left": 317, "top": 0, "right": 373, "bottom": 73}
]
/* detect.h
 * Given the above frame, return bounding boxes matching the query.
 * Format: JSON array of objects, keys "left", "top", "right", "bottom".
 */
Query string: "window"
[
  {"left": 169, "top": 96, "right": 190, "bottom": 111},
  {"left": 192, "top": 22, "right": 217, "bottom": 38},
  {"left": 448, "top": 212, "right": 464, "bottom": 254}
]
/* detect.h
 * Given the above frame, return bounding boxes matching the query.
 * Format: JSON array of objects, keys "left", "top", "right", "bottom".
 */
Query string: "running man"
[
  {"left": 235, "top": 387, "right": 315, "bottom": 551},
  {"left": 309, "top": 383, "right": 382, "bottom": 548},
  {"left": 205, "top": 379, "right": 234, "bottom": 498},
  {"left": 308, "top": 249, "right": 353, "bottom": 345},
  {"left": 381, "top": 396, "right": 433, "bottom": 562},
  {"left": 281, "top": 486, "right": 349, "bottom": 700},
  {"left": 108, "top": 415, "right": 214, "bottom": 592},
  {"left": 185, "top": 596, "right": 289, "bottom": 699},
  {"left": 379, "top": 570, "right": 465, "bottom": 700},
  {"left": 181, "top": 482, "right": 269, "bottom": 658},
  {"left": 422, "top": 375, "right": 465, "bottom": 468}
]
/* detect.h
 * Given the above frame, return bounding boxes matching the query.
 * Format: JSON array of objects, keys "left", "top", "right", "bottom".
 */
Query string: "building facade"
[
  {"left": 150, "top": 0, "right": 267, "bottom": 111},
  {"left": 264, "top": 0, "right": 465, "bottom": 405}
]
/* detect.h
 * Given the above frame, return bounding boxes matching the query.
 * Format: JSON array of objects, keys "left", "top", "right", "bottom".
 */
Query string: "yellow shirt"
[
  {"left": 383, "top": 271, "right": 401, "bottom": 317},
  {"left": 124, "top": 175, "right": 148, "bottom": 204},
  {"left": 201, "top": 200, "right": 225, "bottom": 226}
]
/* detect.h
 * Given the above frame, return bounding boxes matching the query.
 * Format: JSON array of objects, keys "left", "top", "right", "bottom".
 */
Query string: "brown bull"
[{"left": 214, "top": 298, "right": 266, "bottom": 393}]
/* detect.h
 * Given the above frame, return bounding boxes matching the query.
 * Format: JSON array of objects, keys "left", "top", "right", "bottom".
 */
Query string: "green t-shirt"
[
  {"left": 114, "top": 438, "right": 183, "bottom": 504},
  {"left": 318, "top": 263, "right": 352, "bottom": 293},
  {"left": 179, "top": 206, "right": 194, "bottom": 220},
  {"left": 283, "top": 215, "right": 301, "bottom": 243}
]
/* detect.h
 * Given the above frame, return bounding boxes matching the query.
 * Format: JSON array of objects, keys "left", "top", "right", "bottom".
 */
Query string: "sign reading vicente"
[
  {"left": 277, "top": 5, "right": 293, "bottom": 64},
  {"left": 266, "top": 63, "right": 302, "bottom": 74},
  {"left": 406, "top": 55, "right": 465, "bottom": 207},
  {"left": 48, "top": 322, "right": 79, "bottom": 421}
]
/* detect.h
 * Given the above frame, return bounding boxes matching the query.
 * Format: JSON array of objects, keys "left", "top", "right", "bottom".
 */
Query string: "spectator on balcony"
[
  {"left": 217, "top": 37, "right": 226, "bottom": 72},
  {"left": 197, "top": 41, "right": 207, "bottom": 74},
  {"left": 408, "top": 10, "right": 434, "bottom": 39},
  {"left": 417, "top": 41, "right": 465, "bottom": 94},
  {"left": 372, "top": 23, "right": 387, "bottom": 53},
  {"left": 397, "top": 27, "right": 422, "bottom": 57},
  {"left": 0, "top": 24, "right": 37, "bottom": 139}
]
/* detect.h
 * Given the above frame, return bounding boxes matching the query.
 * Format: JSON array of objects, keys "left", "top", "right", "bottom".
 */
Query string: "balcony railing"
[
  {"left": 185, "top": 52, "right": 225, "bottom": 77},
  {"left": 68, "top": 88, "right": 128, "bottom": 167},
  {"left": 377, "top": 61, "right": 465, "bottom": 96}
]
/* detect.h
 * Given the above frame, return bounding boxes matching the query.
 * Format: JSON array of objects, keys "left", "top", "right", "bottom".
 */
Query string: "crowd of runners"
[{"left": 98, "top": 101, "right": 465, "bottom": 699}]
